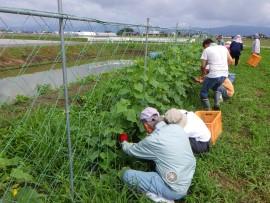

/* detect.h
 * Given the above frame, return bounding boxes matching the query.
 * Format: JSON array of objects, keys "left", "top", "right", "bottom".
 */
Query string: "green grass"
[
  {"left": 0, "top": 46, "right": 269, "bottom": 202},
  {"left": 1, "top": 33, "right": 88, "bottom": 42},
  {"left": 242, "top": 38, "right": 270, "bottom": 47},
  {"left": 0, "top": 42, "right": 167, "bottom": 78},
  {"left": 185, "top": 48, "right": 270, "bottom": 203}
]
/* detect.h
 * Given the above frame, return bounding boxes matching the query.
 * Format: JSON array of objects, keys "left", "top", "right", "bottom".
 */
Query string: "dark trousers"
[
  {"left": 189, "top": 138, "right": 210, "bottom": 154},
  {"left": 200, "top": 76, "right": 226, "bottom": 99},
  {"left": 231, "top": 54, "right": 240, "bottom": 66},
  {"left": 234, "top": 55, "right": 240, "bottom": 66}
]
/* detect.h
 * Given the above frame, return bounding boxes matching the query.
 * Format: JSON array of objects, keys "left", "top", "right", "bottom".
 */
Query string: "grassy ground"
[
  {"left": 0, "top": 33, "right": 88, "bottom": 42},
  {"left": 184, "top": 48, "right": 270, "bottom": 202},
  {"left": 240, "top": 38, "right": 270, "bottom": 47},
  {"left": 0, "top": 42, "right": 166, "bottom": 78},
  {"left": 0, "top": 46, "right": 269, "bottom": 202}
]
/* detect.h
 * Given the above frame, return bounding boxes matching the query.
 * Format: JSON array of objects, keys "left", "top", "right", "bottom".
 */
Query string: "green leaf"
[
  {"left": 100, "top": 152, "right": 107, "bottom": 160},
  {"left": 118, "top": 88, "right": 130, "bottom": 96},
  {"left": 157, "top": 67, "right": 166, "bottom": 75},
  {"left": 88, "top": 151, "right": 99, "bottom": 161},
  {"left": 162, "top": 95, "right": 170, "bottom": 103},
  {"left": 149, "top": 79, "right": 159, "bottom": 88},
  {"left": 10, "top": 168, "right": 34, "bottom": 183},
  {"left": 139, "top": 74, "right": 148, "bottom": 82},
  {"left": 115, "top": 99, "right": 130, "bottom": 114},
  {"left": 134, "top": 83, "right": 143, "bottom": 92},
  {"left": 99, "top": 161, "right": 109, "bottom": 171},
  {"left": 101, "top": 138, "right": 116, "bottom": 147},
  {"left": 144, "top": 94, "right": 156, "bottom": 104},
  {"left": 125, "top": 109, "right": 137, "bottom": 122},
  {"left": 133, "top": 92, "right": 145, "bottom": 100}
]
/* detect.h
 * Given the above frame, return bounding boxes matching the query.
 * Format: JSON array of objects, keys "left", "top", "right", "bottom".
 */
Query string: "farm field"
[
  {"left": 0, "top": 43, "right": 269, "bottom": 203},
  {"left": 0, "top": 33, "right": 88, "bottom": 42},
  {"left": 0, "top": 43, "right": 168, "bottom": 78},
  {"left": 242, "top": 38, "right": 270, "bottom": 47},
  {"left": 214, "top": 37, "right": 270, "bottom": 48},
  {"left": 185, "top": 48, "right": 270, "bottom": 203}
]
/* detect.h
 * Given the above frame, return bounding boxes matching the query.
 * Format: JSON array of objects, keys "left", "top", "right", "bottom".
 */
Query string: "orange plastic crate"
[
  {"left": 247, "top": 53, "right": 262, "bottom": 67},
  {"left": 195, "top": 111, "right": 222, "bottom": 144}
]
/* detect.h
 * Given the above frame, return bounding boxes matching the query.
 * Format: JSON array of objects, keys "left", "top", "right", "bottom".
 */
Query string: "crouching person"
[
  {"left": 218, "top": 74, "right": 235, "bottom": 102},
  {"left": 165, "top": 108, "right": 211, "bottom": 154},
  {"left": 119, "top": 107, "right": 196, "bottom": 203}
]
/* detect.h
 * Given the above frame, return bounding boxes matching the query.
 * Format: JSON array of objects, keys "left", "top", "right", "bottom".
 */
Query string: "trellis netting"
[{"left": 0, "top": 4, "right": 206, "bottom": 202}]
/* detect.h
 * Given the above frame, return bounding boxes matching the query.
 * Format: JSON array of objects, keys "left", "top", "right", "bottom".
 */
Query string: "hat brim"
[{"left": 178, "top": 115, "right": 187, "bottom": 128}]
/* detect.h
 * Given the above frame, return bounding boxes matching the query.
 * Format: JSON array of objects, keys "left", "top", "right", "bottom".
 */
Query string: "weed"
[
  {"left": 36, "top": 84, "right": 52, "bottom": 96},
  {"left": 0, "top": 46, "right": 269, "bottom": 202},
  {"left": 14, "top": 95, "right": 29, "bottom": 105}
]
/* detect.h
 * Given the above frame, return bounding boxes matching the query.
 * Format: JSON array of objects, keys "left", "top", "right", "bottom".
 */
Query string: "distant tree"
[
  {"left": 117, "top": 27, "right": 134, "bottom": 36},
  {"left": 259, "top": 33, "right": 267, "bottom": 38}
]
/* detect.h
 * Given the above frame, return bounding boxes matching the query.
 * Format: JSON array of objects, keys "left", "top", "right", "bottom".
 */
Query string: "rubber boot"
[
  {"left": 214, "top": 91, "right": 222, "bottom": 110},
  {"left": 201, "top": 98, "right": 211, "bottom": 110}
]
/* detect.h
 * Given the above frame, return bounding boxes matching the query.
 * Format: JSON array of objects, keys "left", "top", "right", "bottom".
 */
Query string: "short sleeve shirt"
[{"left": 201, "top": 43, "right": 229, "bottom": 78}]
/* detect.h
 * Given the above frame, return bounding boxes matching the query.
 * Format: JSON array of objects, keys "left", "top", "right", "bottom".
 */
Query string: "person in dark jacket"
[{"left": 230, "top": 35, "right": 243, "bottom": 66}]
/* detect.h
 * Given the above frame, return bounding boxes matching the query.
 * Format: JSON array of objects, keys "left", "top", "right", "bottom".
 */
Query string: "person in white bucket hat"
[
  {"left": 252, "top": 33, "right": 260, "bottom": 55},
  {"left": 119, "top": 107, "right": 196, "bottom": 203},
  {"left": 165, "top": 108, "right": 211, "bottom": 154}
]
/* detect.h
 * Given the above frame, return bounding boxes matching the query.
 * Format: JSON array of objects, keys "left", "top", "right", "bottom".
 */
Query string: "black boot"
[
  {"left": 214, "top": 91, "right": 222, "bottom": 110},
  {"left": 201, "top": 98, "right": 211, "bottom": 110}
]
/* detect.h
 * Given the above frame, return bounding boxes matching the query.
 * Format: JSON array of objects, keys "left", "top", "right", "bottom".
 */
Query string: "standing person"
[
  {"left": 200, "top": 39, "right": 233, "bottom": 110},
  {"left": 119, "top": 107, "right": 196, "bottom": 203},
  {"left": 252, "top": 33, "right": 260, "bottom": 55},
  {"left": 230, "top": 34, "right": 243, "bottom": 66},
  {"left": 216, "top": 35, "right": 224, "bottom": 46},
  {"left": 164, "top": 108, "right": 211, "bottom": 154},
  {"left": 225, "top": 41, "right": 231, "bottom": 51}
]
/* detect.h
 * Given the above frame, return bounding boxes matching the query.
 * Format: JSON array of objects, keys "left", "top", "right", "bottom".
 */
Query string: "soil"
[
  {"left": 35, "top": 82, "right": 95, "bottom": 107},
  {"left": 255, "top": 88, "right": 265, "bottom": 97},
  {"left": 210, "top": 171, "right": 248, "bottom": 192},
  {"left": 0, "top": 57, "right": 25, "bottom": 67},
  {"left": 0, "top": 81, "right": 96, "bottom": 125}
]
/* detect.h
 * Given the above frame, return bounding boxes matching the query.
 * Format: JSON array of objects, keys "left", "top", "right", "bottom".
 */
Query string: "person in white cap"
[
  {"left": 252, "top": 33, "right": 260, "bottom": 55},
  {"left": 119, "top": 107, "right": 196, "bottom": 203},
  {"left": 164, "top": 108, "right": 211, "bottom": 154},
  {"left": 230, "top": 34, "right": 243, "bottom": 66}
]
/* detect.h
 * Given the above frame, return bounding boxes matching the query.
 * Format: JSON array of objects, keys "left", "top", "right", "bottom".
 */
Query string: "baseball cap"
[{"left": 140, "top": 107, "right": 160, "bottom": 122}]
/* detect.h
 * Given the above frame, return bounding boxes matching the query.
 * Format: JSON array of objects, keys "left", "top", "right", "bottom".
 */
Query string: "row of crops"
[{"left": 0, "top": 43, "right": 202, "bottom": 202}]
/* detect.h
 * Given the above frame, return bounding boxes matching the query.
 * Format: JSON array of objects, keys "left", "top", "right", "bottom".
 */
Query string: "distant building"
[
  {"left": 124, "top": 31, "right": 140, "bottom": 36},
  {"left": 75, "top": 31, "right": 96, "bottom": 36},
  {"left": 96, "top": 32, "right": 117, "bottom": 37},
  {"left": 149, "top": 30, "right": 160, "bottom": 35},
  {"left": 60, "top": 31, "right": 118, "bottom": 37},
  {"left": 142, "top": 30, "right": 160, "bottom": 35}
]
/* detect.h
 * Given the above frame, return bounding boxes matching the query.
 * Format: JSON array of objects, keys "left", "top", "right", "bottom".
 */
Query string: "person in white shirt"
[
  {"left": 200, "top": 38, "right": 233, "bottom": 110},
  {"left": 252, "top": 33, "right": 260, "bottom": 55},
  {"left": 164, "top": 108, "right": 211, "bottom": 154}
]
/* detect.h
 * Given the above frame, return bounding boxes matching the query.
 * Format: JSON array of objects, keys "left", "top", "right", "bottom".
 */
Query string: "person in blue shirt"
[
  {"left": 230, "top": 35, "right": 243, "bottom": 66},
  {"left": 119, "top": 107, "right": 196, "bottom": 203}
]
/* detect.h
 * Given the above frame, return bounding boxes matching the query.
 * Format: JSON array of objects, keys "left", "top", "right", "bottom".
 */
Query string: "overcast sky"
[{"left": 0, "top": 0, "right": 269, "bottom": 28}]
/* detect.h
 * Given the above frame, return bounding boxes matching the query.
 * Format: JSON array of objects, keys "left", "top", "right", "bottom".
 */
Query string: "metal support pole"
[
  {"left": 57, "top": 0, "right": 74, "bottom": 200},
  {"left": 143, "top": 18, "right": 149, "bottom": 100},
  {"left": 175, "top": 22, "right": 178, "bottom": 43}
]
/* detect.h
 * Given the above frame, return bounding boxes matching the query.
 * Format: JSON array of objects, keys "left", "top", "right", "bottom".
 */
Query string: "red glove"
[{"left": 119, "top": 132, "right": 128, "bottom": 143}]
